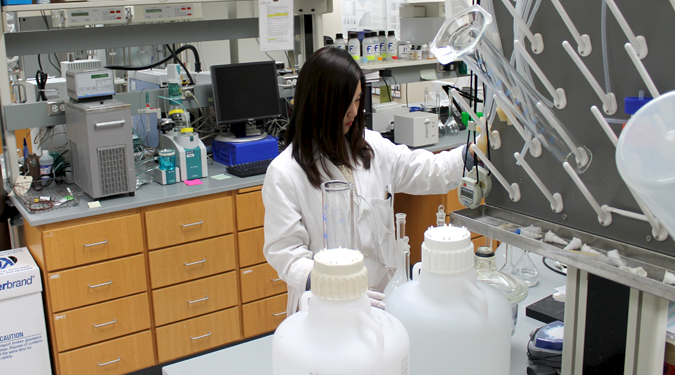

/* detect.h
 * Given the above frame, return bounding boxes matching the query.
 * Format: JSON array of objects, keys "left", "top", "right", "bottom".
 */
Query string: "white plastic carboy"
[
  {"left": 385, "top": 225, "right": 512, "bottom": 375},
  {"left": 272, "top": 248, "right": 410, "bottom": 375}
]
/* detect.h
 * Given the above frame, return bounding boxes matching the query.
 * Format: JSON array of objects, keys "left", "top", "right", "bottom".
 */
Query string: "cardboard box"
[
  {"left": 0, "top": 248, "right": 52, "bottom": 375},
  {"left": 400, "top": 5, "right": 426, "bottom": 18}
]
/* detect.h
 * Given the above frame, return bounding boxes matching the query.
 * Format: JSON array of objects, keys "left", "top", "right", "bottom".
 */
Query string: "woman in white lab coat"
[{"left": 262, "top": 47, "right": 472, "bottom": 315}]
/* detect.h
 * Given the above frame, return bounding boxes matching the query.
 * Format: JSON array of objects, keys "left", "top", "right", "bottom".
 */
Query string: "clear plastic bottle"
[
  {"left": 39, "top": 150, "right": 53, "bottom": 180},
  {"left": 421, "top": 43, "right": 429, "bottom": 60},
  {"left": 416, "top": 45, "right": 422, "bottom": 60},
  {"left": 348, "top": 31, "right": 361, "bottom": 63},
  {"left": 387, "top": 31, "right": 398, "bottom": 61},
  {"left": 407, "top": 45, "right": 416, "bottom": 60},
  {"left": 378, "top": 31, "right": 387, "bottom": 62},
  {"left": 334, "top": 33, "right": 347, "bottom": 50},
  {"left": 397, "top": 41, "right": 409, "bottom": 60},
  {"left": 363, "top": 32, "right": 376, "bottom": 65},
  {"left": 372, "top": 32, "right": 380, "bottom": 63},
  {"left": 475, "top": 246, "right": 529, "bottom": 335}
]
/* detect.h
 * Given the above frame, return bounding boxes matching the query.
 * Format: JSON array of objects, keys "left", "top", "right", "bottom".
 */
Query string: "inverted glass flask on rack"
[
  {"left": 321, "top": 181, "right": 355, "bottom": 250},
  {"left": 430, "top": 5, "right": 592, "bottom": 173}
]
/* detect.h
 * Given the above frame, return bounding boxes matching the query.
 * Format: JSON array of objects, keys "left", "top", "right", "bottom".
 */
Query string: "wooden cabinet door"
[
  {"left": 57, "top": 331, "right": 155, "bottom": 375},
  {"left": 152, "top": 272, "right": 239, "bottom": 326},
  {"left": 48, "top": 255, "right": 147, "bottom": 312},
  {"left": 148, "top": 235, "right": 236, "bottom": 288},
  {"left": 155, "top": 307, "right": 242, "bottom": 363},
  {"left": 240, "top": 263, "right": 287, "bottom": 303},
  {"left": 242, "top": 294, "right": 288, "bottom": 338},
  {"left": 44, "top": 214, "right": 143, "bottom": 271},
  {"left": 53, "top": 293, "right": 151, "bottom": 352},
  {"left": 238, "top": 228, "right": 266, "bottom": 268},
  {"left": 235, "top": 190, "right": 264, "bottom": 231},
  {"left": 145, "top": 196, "right": 234, "bottom": 250}
]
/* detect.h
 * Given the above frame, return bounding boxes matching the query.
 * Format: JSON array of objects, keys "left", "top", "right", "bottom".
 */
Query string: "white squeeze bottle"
[
  {"left": 348, "top": 31, "right": 361, "bottom": 63},
  {"left": 39, "top": 150, "right": 53, "bottom": 180},
  {"left": 387, "top": 31, "right": 398, "bottom": 61}
]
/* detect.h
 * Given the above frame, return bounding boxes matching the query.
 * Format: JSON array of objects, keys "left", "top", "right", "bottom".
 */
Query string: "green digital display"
[
  {"left": 71, "top": 12, "right": 89, "bottom": 17},
  {"left": 91, "top": 73, "right": 109, "bottom": 79},
  {"left": 146, "top": 9, "right": 163, "bottom": 13}
]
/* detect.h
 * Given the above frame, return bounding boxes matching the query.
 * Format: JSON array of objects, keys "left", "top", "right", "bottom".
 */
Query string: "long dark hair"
[{"left": 285, "top": 47, "right": 373, "bottom": 189}]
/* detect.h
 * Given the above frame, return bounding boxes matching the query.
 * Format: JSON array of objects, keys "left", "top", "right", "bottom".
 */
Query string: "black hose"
[{"left": 105, "top": 44, "right": 202, "bottom": 74}]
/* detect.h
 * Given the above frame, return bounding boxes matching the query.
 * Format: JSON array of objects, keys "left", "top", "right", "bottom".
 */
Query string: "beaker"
[
  {"left": 431, "top": 5, "right": 592, "bottom": 173},
  {"left": 158, "top": 149, "right": 176, "bottom": 171},
  {"left": 321, "top": 181, "right": 355, "bottom": 250}
]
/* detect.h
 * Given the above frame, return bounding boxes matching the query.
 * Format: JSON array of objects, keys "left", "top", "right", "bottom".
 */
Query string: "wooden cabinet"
[
  {"left": 238, "top": 227, "right": 266, "bottom": 268},
  {"left": 52, "top": 293, "right": 151, "bottom": 352},
  {"left": 240, "top": 263, "right": 287, "bottom": 303},
  {"left": 242, "top": 294, "right": 288, "bottom": 338},
  {"left": 235, "top": 189, "right": 264, "bottom": 231},
  {"left": 155, "top": 307, "right": 242, "bottom": 362},
  {"left": 145, "top": 195, "right": 234, "bottom": 250},
  {"left": 57, "top": 331, "right": 155, "bottom": 375}
]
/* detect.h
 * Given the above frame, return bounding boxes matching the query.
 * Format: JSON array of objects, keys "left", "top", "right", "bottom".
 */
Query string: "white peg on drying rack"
[
  {"left": 514, "top": 152, "right": 563, "bottom": 213},
  {"left": 605, "top": 0, "right": 648, "bottom": 59},
  {"left": 562, "top": 41, "right": 618, "bottom": 115},
  {"left": 590, "top": 106, "right": 618, "bottom": 147},
  {"left": 513, "top": 39, "right": 567, "bottom": 109},
  {"left": 671, "top": 0, "right": 675, "bottom": 13},
  {"left": 624, "top": 43, "right": 659, "bottom": 98},
  {"left": 550, "top": 0, "right": 592, "bottom": 56},
  {"left": 536, "top": 102, "right": 589, "bottom": 168},
  {"left": 450, "top": 89, "right": 501, "bottom": 149},
  {"left": 562, "top": 162, "right": 612, "bottom": 226},
  {"left": 498, "top": 0, "right": 544, "bottom": 54},
  {"left": 470, "top": 144, "right": 521, "bottom": 202},
  {"left": 492, "top": 94, "right": 542, "bottom": 157}
]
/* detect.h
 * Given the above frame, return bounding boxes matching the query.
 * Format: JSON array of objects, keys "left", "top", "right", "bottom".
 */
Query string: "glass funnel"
[
  {"left": 430, "top": 5, "right": 592, "bottom": 173},
  {"left": 475, "top": 246, "right": 528, "bottom": 335},
  {"left": 321, "top": 181, "right": 355, "bottom": 250},
  {"left": 512, "top": 249, "right": 539, "bottom": 287}
]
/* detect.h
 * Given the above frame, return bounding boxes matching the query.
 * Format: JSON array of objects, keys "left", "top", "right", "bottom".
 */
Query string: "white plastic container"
[
  {"left": 363, "top": 32, "right": 377, "bottom": 65},
  {"left": 272, "top": 248, "right": 410, "bottom": 375},
  {"left": 378, "top": 31, "right": 387, "bottom": 62},
  {"left": 39, "top": 150, "right": 53, "bottom": 180},
  {"left": 387, "top": 31, "right": 398, "bottom": 61},
  {"left": 616, "top": 91, "right": 675, "bottom": 239},
  {"left": 386, "top": 225, "right": 512, "bottom": 375},
  {"left": 334, "top": 33, "right": 347, "bottom": 50},
  {"left": 348, "top": 32, "right": 361, "bottom": 63}
]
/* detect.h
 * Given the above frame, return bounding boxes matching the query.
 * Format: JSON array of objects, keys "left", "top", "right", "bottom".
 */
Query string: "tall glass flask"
[
  {"left": 431, "top": 5, "right": 592, "bottom": 173},
  {"left": 321, "top": 181, "right": 355, "bottom": 250},
  {"left": 384, "top": 213, "right": 410, "bottom": 298}
]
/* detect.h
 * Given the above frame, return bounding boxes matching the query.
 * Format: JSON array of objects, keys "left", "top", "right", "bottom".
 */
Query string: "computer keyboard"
[
  {"left": 226, "top": 158, "right": 274, "bottom": 178},
  {"left": 372, "top": 102, "right": 407, "bottom": 113}
]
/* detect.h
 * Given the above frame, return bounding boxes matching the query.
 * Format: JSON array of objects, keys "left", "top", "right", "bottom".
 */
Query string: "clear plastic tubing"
[
  {"left": 431, "top": 5, "right": 592, "bottom": 173},
  {"left": 321, "top": 181, "right": 355, "bottom": 250}
]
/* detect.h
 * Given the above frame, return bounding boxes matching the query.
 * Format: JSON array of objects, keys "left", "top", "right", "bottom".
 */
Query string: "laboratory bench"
[
  {"left": 159, "top": 251, "right": 567, "bottom": 375},
  {"left": 11, "top": 130, "right": 470, "bottom": 375}
]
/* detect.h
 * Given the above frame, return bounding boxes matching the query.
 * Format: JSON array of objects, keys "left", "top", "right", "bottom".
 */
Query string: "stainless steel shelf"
[{"left": 450, "top": 205, "right": 675, "bottom": 302}]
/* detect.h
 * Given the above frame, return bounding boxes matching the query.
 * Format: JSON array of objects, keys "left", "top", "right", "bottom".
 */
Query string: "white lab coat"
[{"left": 262, "top": 129, "right": 465, "bottom": 315}]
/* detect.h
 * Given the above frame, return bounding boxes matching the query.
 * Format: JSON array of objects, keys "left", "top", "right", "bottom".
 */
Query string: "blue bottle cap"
[{"left": 624, "top": 96, "right": 653, "bottom": 115}]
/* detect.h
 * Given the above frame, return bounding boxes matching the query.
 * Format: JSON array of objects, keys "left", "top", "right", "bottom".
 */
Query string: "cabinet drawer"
[
  {"left": 58, "top": 330, "right": 155, "bottom": 375},
  {"left": 48, "top": 255, "right": 147, "bottom": 312},
  {"left": 152, "top": 272, "right": 238, "bottom": 326},
  {"left": 155, "top": 307, "right": 241, "bottom": 363},
  {"left": 238, "top": 228, "right": 266, "bottom": 268},
  {"left": 240, "top": 263, "right": 287, "bottom": 303},
  {"left": 149, "top": 235, "right": 236, "bottom": 288},
  {"left": 145, "top": 196, "right": 233, "bottom": 250},
  {"left": 242, "top": 293, "right": 287, "bottom": 338},
  {"left": 44, "top": 214, "right": 143, "bottom": 271},
  {"left": 53, "top": 293, "right": 151, "bottom": 352},
  {"left": 235, "top": 190, "right": 264, "bottom": 231}
]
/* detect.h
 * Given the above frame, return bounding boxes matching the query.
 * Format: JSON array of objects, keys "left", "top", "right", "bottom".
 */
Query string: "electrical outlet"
[
  {"left": 181, "top": 87, "right": 195, "bottom": 99},
  {"left": 47, "top": 101, "right": 65, "bottom": 116}
]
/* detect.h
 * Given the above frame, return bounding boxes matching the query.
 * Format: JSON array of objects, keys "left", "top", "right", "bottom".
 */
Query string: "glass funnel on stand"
[
  {"left": 430, "top": 5, "right": 592, "bottom": 173},
  {"left": 475, "top": 246, "right": 528, "bottom": 335},
  {"left": 321, "top": 181, "right": 355, "bottom": 250}
]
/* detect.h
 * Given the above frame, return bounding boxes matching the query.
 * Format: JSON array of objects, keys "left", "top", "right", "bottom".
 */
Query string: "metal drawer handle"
[
  {"left": 272, "top": 311, "right": 287, "bottom": 316},
  {"left": 184, "top": 258, "right": 206, "bottom": 266},
  {"left": 190, "top": 331, "right": 212, "bottom": 340},
  {"left": 270, "top": 278, "right": 282, "bottom": 282},
  {"left": 97, "top": 357, "right": 121, "bottom": 366},
  {"left": 83, "top": 239, "right": 108, "bottom": 247},
  {"left": 93, "top": 318, "right": 117, "bottom": 328},
  {"left": 95, "top": 120, "right": 125, "bottom": 128},
  {"left": 181, "top": 221, "right": 204, "bottom": 228},
  {"left": 88, "top": 280, "right": 112, "bottom": 288},
  {"left": 187, "top": 295, "right": 209, "bottom": 304}
]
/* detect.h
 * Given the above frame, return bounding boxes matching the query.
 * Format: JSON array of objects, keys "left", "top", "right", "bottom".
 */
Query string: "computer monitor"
[{"left": 210, "top": 61, "right": 281, "bottom": 142}]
